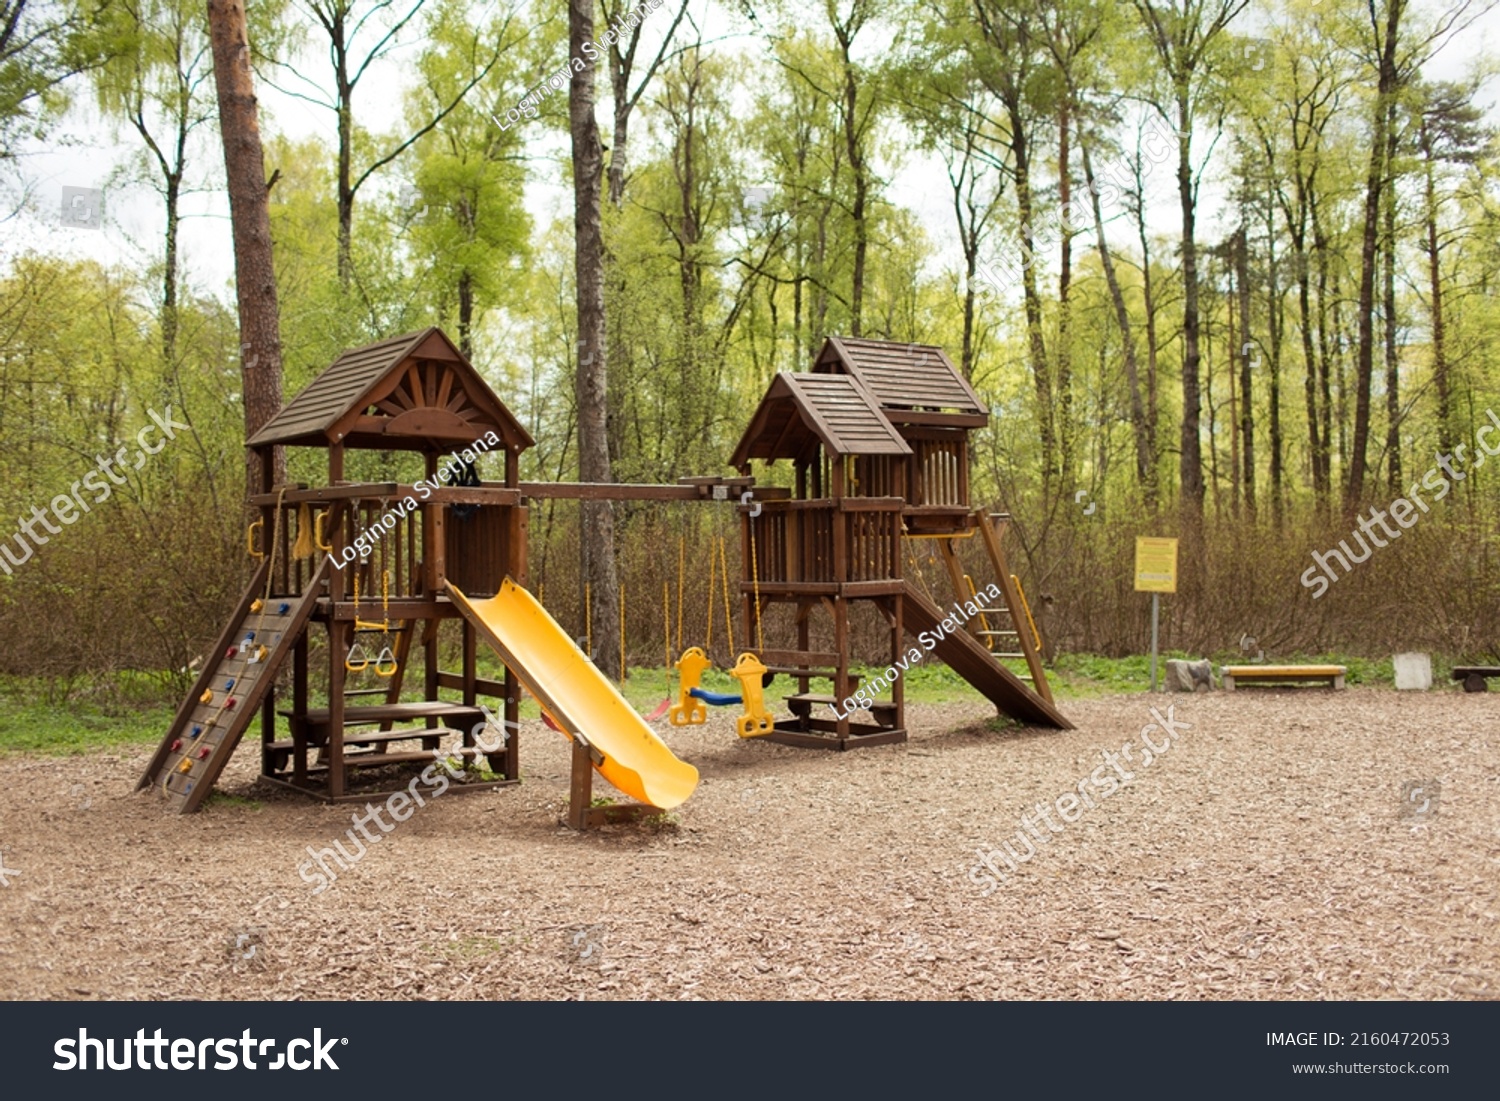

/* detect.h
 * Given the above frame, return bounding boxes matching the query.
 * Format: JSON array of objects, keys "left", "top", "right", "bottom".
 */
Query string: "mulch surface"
[{"left": 0, "top": 688, "right": 1495, "bottom": 1000}]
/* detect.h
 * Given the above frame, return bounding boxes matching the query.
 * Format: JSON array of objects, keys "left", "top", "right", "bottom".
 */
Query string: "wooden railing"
[
  {"left": 747, "top": 498, "right": 903, "bottom": 585},
  {"left": 914, "top": 438, "right": 966, "bottom": 507},
  {"left": 251, "top": 482, "right": 521, "bottom": 600}
]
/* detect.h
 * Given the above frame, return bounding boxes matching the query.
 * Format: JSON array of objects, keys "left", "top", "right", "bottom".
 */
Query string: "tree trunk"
[
  {"left": 1176, "top": 95, "right": 1204, "bottom": 518},
  {"left": 1422, "top": 121, "right": 1453, "bottom": 455},
  {"left": 570, "top": 0, "right": 621, "bottom": 678},
  {"left": 1083, "top": 141, "right": 1152, "bottom": 507},
  {"left": 1382, "top": 105, "right": 1402, "bottom": 493},
  {"left": 1312, "top": 193, "right": 1335, "bottom": 505},
  {"left": 838, "top": 28, "right": 868, "bottom": 337},
  {"left": 1009, "top": 95, "right": 1055, "bottom": 494},
  {"left": 1347, "top": 0, "right": 1403, "bottom": 510},
  {"left": 332, "top": 13, "right": 354, "bottom": 288},
  {"left": 1136, "top": 155, "right": 1160, "bottom": 505},
  {"left": 1056, "top": 99, "right": 1074, "bottom": 490},
  {"left": 207, "top": 0, "right": 283, "bottom": 497},
  {"left": 1236, "top": 225, "right": 1255, "bottom": 519},
  {"left": 163, "top": 167, "right": 181, "bottom": 367},
  {"left": 1264, "top": 206, "right": 1283, "bottom": 529}
]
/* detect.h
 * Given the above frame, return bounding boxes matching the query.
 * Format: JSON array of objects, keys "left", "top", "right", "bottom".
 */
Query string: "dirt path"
[{"left": 0, "top": 690, "right": 1495, "bottom": 1000}]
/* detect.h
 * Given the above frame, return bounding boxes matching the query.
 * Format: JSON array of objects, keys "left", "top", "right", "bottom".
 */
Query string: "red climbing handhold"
[
  {"left": 170, "top": 739, "right": 182, "bottom": 751},
  {"left": 197, "top": 746, "right": 211, "bottom": 759},
  {"left": 224, "top": 697, "right": 237, "bottom": 710},
  {"left": 226, "top": 646, "right": 237, "bottom": 659}
]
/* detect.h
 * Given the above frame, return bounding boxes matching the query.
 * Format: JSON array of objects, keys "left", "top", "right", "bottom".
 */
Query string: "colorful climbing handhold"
[
  {"left": 277, "top": 602, "right": 290, "bottom": 614},
  {"left": 197, "top": 746, "right": 211, "bottom": 759},
  {"left": 199, "top": 689, "right": 213, "bottom": 704},
  {"left": 250, "top": 599, "right": 264, "bottom": 613},
  {"left": 224, "top": 678, "right": 235, "bottom": 690},
  {"left": 224, "top": 697, "right": 237, "bottom": 710},
  {"left": 191, "top": 725, "right": 202, "bottom": 736},
  {"left": 226, "top": 646, "right": 237, "bottom": 659},
  {"left": 177, "top": 758, "right": 193, "bottom": 773},
  {"left": 170, "top": 739, "right": 182, "bottom": 751}
]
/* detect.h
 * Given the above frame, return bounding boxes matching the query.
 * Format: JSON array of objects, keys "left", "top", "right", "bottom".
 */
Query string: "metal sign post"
[{"left": 1134, "top": 537, "right": 1179, "bottom": 693}]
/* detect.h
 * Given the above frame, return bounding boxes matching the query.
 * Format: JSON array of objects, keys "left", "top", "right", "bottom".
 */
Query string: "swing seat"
[
  {"left": 689, "top": 687, "right": 742, "bottom": 707},
  {"left": 669, "top": 646, "right": 713, "bottom": 726},
  {"left": 730, "top": 652, "right": 775, "bottom": 739}
]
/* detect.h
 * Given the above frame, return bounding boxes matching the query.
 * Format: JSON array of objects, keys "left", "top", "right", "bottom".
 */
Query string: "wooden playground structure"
[{"left": 138, "top": 329, "right": 1070, "bottom": 828}]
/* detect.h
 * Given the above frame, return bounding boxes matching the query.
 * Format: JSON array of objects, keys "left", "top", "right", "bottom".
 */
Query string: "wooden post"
[
  {"left": 938, "top": 538, "right": 970, "bottom": 628},
  {"left": 891, "top": 591, "right": 904, "bottom": 733},
  {"left": 327, "top": 617, "right": 347, "bottom": 798},
  {"left": 292, "top": 630, "right": 308, "bottom": 785},
  {"left": 832, "top": 597, "right": 850, "bottom": 740},
  {"left": 567, "top": 737, "right": 593, "bottom": 831}
]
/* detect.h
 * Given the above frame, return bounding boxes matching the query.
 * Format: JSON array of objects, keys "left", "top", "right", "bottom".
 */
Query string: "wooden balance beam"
[{"left": 1220, "top": 664, "right": 1346, "bottom": 690}]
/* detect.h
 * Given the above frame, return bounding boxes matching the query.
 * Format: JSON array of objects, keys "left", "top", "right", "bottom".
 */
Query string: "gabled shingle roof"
[
  {"left": 731, "top": 372, "right": 911, "bottom": 467},
  {"left": 247, "top": 327, "right": 532, "bottom": 452},
  {"left": 815, "top": 336, "right": 987, "bottom": 418}
]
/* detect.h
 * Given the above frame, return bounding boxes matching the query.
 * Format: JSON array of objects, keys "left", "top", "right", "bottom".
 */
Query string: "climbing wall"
[{"left": 137, "top": 559, "right": 327, "bottom": 814}]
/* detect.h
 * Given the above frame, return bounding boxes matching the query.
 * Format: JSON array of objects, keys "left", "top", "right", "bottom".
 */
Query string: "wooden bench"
[
  {"left": 1220, "top": 664, "right": 1346, "bottom": 690},
  {"left": 1452, "top": 666, "right": 1500, "bottom": 692},
  {"left": 278, "top": 701, "right": 486, "bottom": 746}
]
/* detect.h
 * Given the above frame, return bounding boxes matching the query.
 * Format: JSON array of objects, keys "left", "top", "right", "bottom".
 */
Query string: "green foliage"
[{"left": 0, "top": 675, "right": 174, "bottom": 754}]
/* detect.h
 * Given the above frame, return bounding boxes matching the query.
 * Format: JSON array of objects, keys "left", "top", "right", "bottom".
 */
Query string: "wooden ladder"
[{"left": 931, "top": 512, "right": 1054, "bottom": 705}]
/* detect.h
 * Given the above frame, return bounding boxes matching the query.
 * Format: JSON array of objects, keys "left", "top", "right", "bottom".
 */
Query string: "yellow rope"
[
  {"left": 676, "top": 535, "right": 685, "bottom": 653},
  {"left": 291, "top": 501, "right": 314, "bottom": 559},
  {"left": 704, "top": 546, "right": 715, "bottom": 652},
  {"left": 718, "top": 535, "right": 734, "bottom": 656}
]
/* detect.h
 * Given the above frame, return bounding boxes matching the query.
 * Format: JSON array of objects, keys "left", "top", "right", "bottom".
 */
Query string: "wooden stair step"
[
  {"left": 785, "top": 692, "right": 896, "bottom": 712},
  {"left": 283, "top": 701, "right": 484, "bottom": 725},
  {"left": 342, "top": 746, "right": 485, "bottom": 770},
  {"left": 763, "top": 665, "right": 858, "bottom": 683},
  {"left": 267, "top": 726, "right": 462, "bottom": 752}
]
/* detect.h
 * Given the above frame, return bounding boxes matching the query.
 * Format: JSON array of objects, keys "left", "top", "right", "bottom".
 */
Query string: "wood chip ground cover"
[{"left": 0, "top": 689, "right": 1494, "bottom": 1000}]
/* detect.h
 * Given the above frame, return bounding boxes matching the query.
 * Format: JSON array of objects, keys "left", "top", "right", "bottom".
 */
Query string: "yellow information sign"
[{"left": 1134, "top": 537, "right": 1179, "bottom": 593}]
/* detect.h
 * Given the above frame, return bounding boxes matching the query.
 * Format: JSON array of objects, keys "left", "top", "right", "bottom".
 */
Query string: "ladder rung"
[
  {"left": 976, "top": 629, "right": 1018, "bottom": 636},
  {"left": 995, "top": 652, "right": 1025, "bottom": 659},
  {"left": 343, "top": 688, "right": 389, "bottom": 697}
]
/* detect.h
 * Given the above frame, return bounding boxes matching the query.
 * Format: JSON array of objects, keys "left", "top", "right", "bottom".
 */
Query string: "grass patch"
[
  {"left": 205, "top": 792, "right": 262, "bottom": 811},
  {"left": 0, "top": 691, "right": 174, "bottom": 756}
]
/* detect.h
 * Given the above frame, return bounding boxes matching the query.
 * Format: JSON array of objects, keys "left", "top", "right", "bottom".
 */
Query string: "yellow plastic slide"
[{"left": 446, "top": 578, "right": 699, "bottom": 810}]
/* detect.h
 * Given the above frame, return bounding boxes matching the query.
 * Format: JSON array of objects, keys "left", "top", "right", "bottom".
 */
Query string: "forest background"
[{"left": 2, "top": 0, "right": 1498, "bottom": 708}]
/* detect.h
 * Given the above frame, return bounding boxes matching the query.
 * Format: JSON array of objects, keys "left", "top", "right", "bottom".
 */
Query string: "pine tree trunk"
[{"left": 206, "top": 0, "right": 283, "bottom": 497}]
